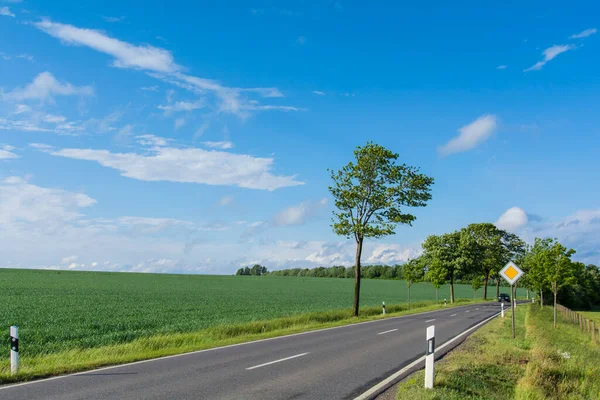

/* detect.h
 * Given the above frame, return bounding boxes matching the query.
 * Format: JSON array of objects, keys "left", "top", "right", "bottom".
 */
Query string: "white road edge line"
[
  {"left": 353, "top": 312, "right": 500, "bottom": 400},
  {"left": 465, "top": 310, "right": 470, "bottom": 313},
  {"left": 425, "top": 319, "right": 435, "bottom": 323},
  {"left": 377, "top": 329, "right": 398, "bottom": 335},
  {"left": 0, "top": 302, "right": 489, "bottom": 391},
  {"left": 246, "top": 352, "right": 309, "bottom": 370},
  {"left": 450, "top": 314, "right": 457, "bottom": 317}
]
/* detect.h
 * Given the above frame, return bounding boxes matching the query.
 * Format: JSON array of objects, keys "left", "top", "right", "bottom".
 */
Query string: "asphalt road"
[{"left": 1, "top": 302, "right": 510, "bottom": 400}]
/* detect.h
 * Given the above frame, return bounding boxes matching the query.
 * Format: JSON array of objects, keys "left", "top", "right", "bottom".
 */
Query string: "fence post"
[
  {"left": 592, "top": 321, "right": 596, "bottom": 343},
  {"left": 424, "top": 325, "right": 435, "bottom": 389},
  {"left": 10, "top": 326, "right": 18, "bottom": 375}
]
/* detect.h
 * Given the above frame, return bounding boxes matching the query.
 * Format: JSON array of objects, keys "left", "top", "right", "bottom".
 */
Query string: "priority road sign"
[{"left": 500, "top": 261, "right": 523, "bottom": 286}]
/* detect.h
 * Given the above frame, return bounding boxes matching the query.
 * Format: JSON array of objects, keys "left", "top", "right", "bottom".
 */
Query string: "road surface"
[{"left": 1, "top": 302, "right": 508, "bottom": 400}]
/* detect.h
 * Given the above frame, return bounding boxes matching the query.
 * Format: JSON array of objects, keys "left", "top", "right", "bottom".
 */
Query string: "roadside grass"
[
  {"left": 0, "top": 298, "right": 484, "bottom": 384},
  {"left": 396, "top": 304, "right": 529, "bottom": 400},
  {"left": 395, "top": 304, "right": 600, "bottom": 400}
]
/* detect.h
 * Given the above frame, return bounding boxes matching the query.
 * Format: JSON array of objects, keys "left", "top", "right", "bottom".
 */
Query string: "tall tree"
[
  {"left": 329, "top": 142, "right": 434, "bottom": 316},
  {"left": 425, "top": 258, "right": 447, "bottom": 303},
  {"left": 404, "top": 258, "right": 425, "bottom": 310},
  {"left": 545, "top": 240, "right": 577, "bottom": 328},
  {"left": 460, "top": 223, "right": 525, "bottom": 300},
  {"left": 422, "top": 232, "right": 465, "bottom": 303}
]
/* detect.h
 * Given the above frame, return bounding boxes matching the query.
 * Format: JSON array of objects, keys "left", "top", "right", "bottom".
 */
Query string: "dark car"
[{"left": 498, "top": 293, "right": 510, "bottom": 302}]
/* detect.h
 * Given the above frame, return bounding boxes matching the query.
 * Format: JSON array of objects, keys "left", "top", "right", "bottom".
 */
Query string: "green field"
[{"left": 0, "top": 268, "right": 526, "bottom": 382}]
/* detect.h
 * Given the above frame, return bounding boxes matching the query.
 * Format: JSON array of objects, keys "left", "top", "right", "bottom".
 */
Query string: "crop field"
[{"left": 1, "top": 268, "right": 525, "bottom": 361}]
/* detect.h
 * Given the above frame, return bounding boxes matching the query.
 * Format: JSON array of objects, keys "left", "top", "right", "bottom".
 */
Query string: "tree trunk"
[
  {"left": 540, "top": 290, "right": 543, "bottom": 308},
  {"left": 450, "top": 276, "right": 455, "bottom": 303},
  {"left": 483, "top": 272, "right": 489, "bottom": 300},
  {"left": 553, "top": 291, "right": 557, "bottom": 328},
  {"left": 526, "top": 289, "right": 529, "bottom": 300},
  {"left": 496, "top": 279, "right": 500, "bottom": 299},
  {"left": 352, "top": 237, "right": 364, "bottom": 317},
  {"left": 553, "top": 282, "right": 557, "bottom": 328},
  {"left": 435, "top": 287, "right": 438, "bottom": 303},
  {"left": 408, "top": 284, "right": 411, "bottom": 310}
]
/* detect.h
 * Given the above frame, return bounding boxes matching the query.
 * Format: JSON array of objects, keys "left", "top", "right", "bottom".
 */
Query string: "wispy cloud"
[
  {"left": 102, "top": 16, "right": 125, "bottom": 23},
  {"left": 43, "top": 138, "right": 303, "bottom": 191},
  {"left": 569, "top": 28, "right": 597, "bottom": 39},
  {"left": 0, "top": 145, "right": 18, "bottom": 160},
  {"left": 273, "top": 198, "right": 327, "bottom": 226},
  {"left": 34, "top": 19, "right": 299, "bottom": 118},
  {"left": 219, "top": 195, "right": 233, "bottom": 206},
  {"left": 438, "top": 114, "right": 497, "bottom": 156},
  {"left": 0, "top": 6, "right": 15, "bottom": 17},
  {"left": 34, "top": 19, "right": 181, "bottom": 73},
  {"left": 174, "top": 118, "right": 185, "bottom": 130},
  {"left": 312, "top": 90, "right": 326, "bottom": 96},
  {"left": 524, "top": 44, "right": 576, "bottom": 72},
  {"left": 158, "top": 100, "right": 205, "bottom": 112},
  {"left": 140, "top": 86, "right": 159, "bottom": 92},
  {"left": 296, "top": 36, "right": 306, "bottom": 45},
  {"left": 2, "top": 71, "right": 93, "bottom": 102},
  {"left": 496, "top": 65, "right": 507, "bottom": 70},
  {"left": 202, "top": 141, "right": 233, "bottom": 149}
]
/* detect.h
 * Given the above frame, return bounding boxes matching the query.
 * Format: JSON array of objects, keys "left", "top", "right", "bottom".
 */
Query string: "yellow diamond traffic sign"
[{"left": 500, "top": 261, "right": 523, "bottom": 286}]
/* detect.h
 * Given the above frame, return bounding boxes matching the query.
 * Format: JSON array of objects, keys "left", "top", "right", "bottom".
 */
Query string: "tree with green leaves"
[
  {"left": 422, "top": 256, "right": 448, "bottom": 303},
  {"left": 471, "top": 275, "right": 483, "bottom": 299},
  {"left": 545, "top": 239, "right": 577, "bottom": 328},
  {"left": 460, "top": 223, "right": 525, "bottom": 300},
  {"left": 422, "top": 231, "right": 466, "bottom": 303},
  {"left": 404, "top": 257, "right": 425, "bottom": 310},
  {"left": 329, "top": 142, "right": 434, "bottom": 316}
]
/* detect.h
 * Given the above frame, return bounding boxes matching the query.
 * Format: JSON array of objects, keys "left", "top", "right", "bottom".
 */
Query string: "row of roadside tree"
[{"left": 266, "top": 222, "right": 600, "bottom": 319}]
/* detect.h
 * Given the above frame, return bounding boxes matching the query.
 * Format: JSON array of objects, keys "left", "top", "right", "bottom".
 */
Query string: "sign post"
[{"left": 499, "top": 261, "right": 524, "bottom": 339}]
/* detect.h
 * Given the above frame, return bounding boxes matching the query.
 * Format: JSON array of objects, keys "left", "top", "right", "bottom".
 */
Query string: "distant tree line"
[
  {"left": 235, "top": 264, "right": 268, "bottom": 276},
  {"left": 263, "top": 222, "right": 600, "bottom": 316}
]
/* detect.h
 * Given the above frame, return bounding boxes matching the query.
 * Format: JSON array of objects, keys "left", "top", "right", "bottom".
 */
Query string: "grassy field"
[
  {"left": 0, "top": 268, "right": 525, "bottom": 383},
  {"left": 577, "top": 310, "right": 600, "bottom": 323},
  {"left": 395, "top": 304, "right": 600, "bottom": 399}
]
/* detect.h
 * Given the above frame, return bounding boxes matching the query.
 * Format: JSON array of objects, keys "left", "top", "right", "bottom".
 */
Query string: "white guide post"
[
  {"left": 10, "top": 326, "right": 18, "bottom": 375},
  {"left": 501, "top": 302, "right": 505, "bottom": 318},
  {"left": 424, "top": 325, "right": 435, "bottom": 389},
  {"left": 382, "top": 301, "right": 386, "bottom": 315}
]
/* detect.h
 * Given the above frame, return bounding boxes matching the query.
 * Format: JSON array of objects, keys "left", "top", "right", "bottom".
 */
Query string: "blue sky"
[{"left": 1, "top": 1, "right": 599, "bottom": 273}]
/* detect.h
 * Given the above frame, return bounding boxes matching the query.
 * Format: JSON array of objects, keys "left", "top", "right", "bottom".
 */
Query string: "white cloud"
[
  {"left": 0, "top": 176, "right": 96, "bottom": 224},
  {"left": 273, "top": 198, "right": 328, "bottom": 226},
  {"left": 202, "top": 141, "right": 233, "bottom": 149},
  {"left": 495, "top": 207, "right": 529, "bottom": 231},
  {"left": 0, "top": 6, "right": 15, "bottom": 17},
  {"left": 312, "top": 90, "right": 325, "bottom": 95},
  {"left": 35, "top": 19, "right": 180, "bottom": 73},
  {"left": 2, "top": 72, "right": 93, "bottom": 102},
  {"left": 174, "top": 117, "right": 185, "bottom": 130},
  {"left": 365, "top": 244, "right": 422, "bottom": 264},
  {"left": 140, "top": 85, "right": 159, "bottom": 92},
  {"left": 438, "top": 114, "right": 497, "bottom": 156},
  {"left": 219, "top": 195, "right": 233, "bottom": 206},
  {"left": 13, "top": 104, "right": 31, "bottom": 114},
  {"left": 136, "top": 134, "right": 168, "bottom": 147},
  {"left": 34, "top": 19, "right": 298, "bottom": 118},
  {"left": 496, "top": 65, "right": 507, "bottom": 70},
  {"left": 524, "top": 44, "right": 576, "bottom": 72},
  {"left": 0, "top": 145, "right": 18, "bottom": 160},
  {"left": 102, "top": 16, "right": 125, "bottom": 23},
  {"left": 157, "top": 100, "right": 205, "bottom": 112},
  {"left": 44, "top": 140, "right": 303, "bottom": 191},
  {"left": 29, "top": 143, "right": 54, "bottom": 150},
  {"left": 569, "top": 28, "right": 597, "bottom": 39},
  {"left": 44, "top": 114, "right": 67, "bottom": 123}
]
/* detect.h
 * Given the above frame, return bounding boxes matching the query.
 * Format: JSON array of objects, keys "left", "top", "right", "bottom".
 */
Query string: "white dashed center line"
[
  {"left": 246, "top": 352, "right": 309, "bottom": 370},
  {"left": 425, "top": 319, "right": 435, "bottom": 323},
  {"left": 377, "top": 329, "right": 398, "bottom": 335},
  {"left": 450, "top": 314, "right": 457, "bottom": 317}
]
